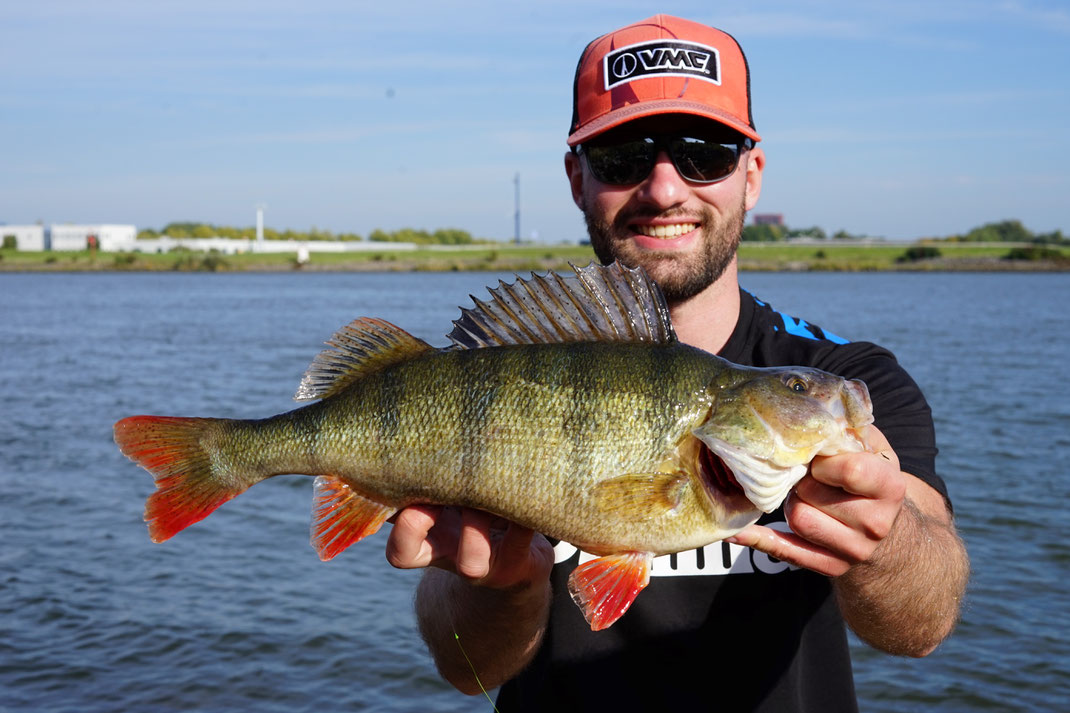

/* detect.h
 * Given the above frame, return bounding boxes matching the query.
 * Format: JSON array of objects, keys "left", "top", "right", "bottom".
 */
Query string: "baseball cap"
[{"left": 568, "top": 15, "right": 760, "bottom": 146}]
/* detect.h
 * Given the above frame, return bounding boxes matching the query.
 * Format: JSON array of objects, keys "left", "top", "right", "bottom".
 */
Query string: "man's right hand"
[
  {"left": 385, "top": 505, "right": 556, "bottom": 694},
  {"left": 385, "top": 504, "right": 555, "bottom": 590}
]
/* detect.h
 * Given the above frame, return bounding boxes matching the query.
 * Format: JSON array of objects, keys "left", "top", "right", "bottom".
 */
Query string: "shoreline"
[{"left": 1, "top": 245, "right": 1067, "bottom": 273}]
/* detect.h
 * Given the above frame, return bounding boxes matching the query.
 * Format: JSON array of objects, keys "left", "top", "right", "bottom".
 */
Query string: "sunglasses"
[{"left": 577, "top": 134, "right": 753, "bottom": 186}]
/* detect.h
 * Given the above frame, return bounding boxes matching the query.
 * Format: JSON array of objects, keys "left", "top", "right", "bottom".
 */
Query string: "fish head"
[{"left": 693, "top": 367, "right": 873, "bottom": 512}]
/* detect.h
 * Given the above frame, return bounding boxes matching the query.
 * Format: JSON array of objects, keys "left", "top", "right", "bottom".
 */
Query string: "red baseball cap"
[{"left": 568, "top": 15, "right": 760, "bottom": 146}]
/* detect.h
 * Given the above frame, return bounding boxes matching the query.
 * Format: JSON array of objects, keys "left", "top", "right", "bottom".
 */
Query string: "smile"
[{"left": 634, "top": 223, "right": 697, "bottom": 238}]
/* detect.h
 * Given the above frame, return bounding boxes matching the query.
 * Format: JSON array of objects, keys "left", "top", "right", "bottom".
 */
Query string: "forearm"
[
  {"left": 834, "top": 495, "right": 969, "bottom": 657},
  {"left": 416, "top": 568, "right": 551, "bottom": 694}
]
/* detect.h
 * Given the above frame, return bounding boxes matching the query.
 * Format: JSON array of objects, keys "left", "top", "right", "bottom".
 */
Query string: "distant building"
[
  {"left": 752, "top": 214, "right": 784, "bottom": 226},
  {"left": 1, "top": 225, "right": 46, "bottom": 251},
  {"left": 49, "top": 224, "right": 137, "bottom": 252}
]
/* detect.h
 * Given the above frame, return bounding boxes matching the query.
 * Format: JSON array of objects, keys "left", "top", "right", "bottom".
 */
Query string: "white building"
[
  {"left": 1, "top": 225, "right": 46, "bottom": 251},
  {"left": 49, "top": 224, "right": 137, "bottom": 252}
]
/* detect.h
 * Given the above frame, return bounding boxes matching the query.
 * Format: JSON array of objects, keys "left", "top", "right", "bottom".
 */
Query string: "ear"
[
  {"left": 564, "top": 151, "right": 585, "bottom": 210},
  {"left": 743, "top": 147, "right": 765, "bottom": 212}
]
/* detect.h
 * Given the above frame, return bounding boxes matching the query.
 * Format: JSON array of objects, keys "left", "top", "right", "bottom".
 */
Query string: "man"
[{"left": 386, "top": 15, "right": 968, "bottom": 711}]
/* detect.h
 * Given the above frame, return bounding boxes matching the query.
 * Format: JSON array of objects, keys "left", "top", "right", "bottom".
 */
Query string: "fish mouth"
[
  {"left": 697, "top": 444, "right": 757, "bottom": 517},
  {"left": 700, "top": 444, "right": 743, "bottom": 497}
]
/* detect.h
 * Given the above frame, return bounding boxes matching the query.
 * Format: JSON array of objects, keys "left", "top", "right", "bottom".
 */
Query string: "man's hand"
[
  {"left": 385, "top": 505, "right": 554, "bottom": 589},
  {"left": 729, "top": 425, "right": 967, "bottom": 656},
  {"left": 385, "top": 505, "right": 555, "bottom": 694},
  {"left": 729, "top": 425, "right": 907, "bottom": 576}
]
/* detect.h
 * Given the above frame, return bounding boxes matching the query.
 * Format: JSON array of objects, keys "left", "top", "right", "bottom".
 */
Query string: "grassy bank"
[{"left": 1, "top": 242, "right": 1067, "bottom": 273}]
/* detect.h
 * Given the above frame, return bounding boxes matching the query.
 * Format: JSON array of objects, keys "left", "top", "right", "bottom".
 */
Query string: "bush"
[
  {"left": 896, "top": 246, "right": 942, "bottom": 263},
  {"left": 1003, "top": 246, "right": 1065, "bottom": 261}
]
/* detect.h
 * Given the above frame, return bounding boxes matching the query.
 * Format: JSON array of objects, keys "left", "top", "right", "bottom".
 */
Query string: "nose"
[{"left": 634, "top": 151, "right": 688, "bottom": 210}]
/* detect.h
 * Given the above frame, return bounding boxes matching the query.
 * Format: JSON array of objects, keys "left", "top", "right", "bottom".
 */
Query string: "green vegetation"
[
  {"left": 367, "top": 227, "right": 488, "bottom": 245},
  {"left": 138, "top": 222, "right": 363, "bottom": 242},
  {"left": 741, "top": 224, "right": 858, "bottom": 242},
  {"left": 0, "top": 244, "right": 599, "bottom": 273},
  {"left": 136, "top": 222, "right": 495, "bottom": 245},
  {"left": 1003, "top": 246, "right": 1068, "bottom": 262},
  {"left": 4, "top": 241, "right": 1068, "bottom": 273},
  {"left": 742, "top": 218, "right": 1064, "bottom": 245},
  {"left": 943, "top": 219, "right": 1066, "bottom": 244},
  {"left": 897, "top": 246, "right": 942, "bottom": 263},
  {"left": 4, "top": 218, "right": 1068, "bottom": 273}
]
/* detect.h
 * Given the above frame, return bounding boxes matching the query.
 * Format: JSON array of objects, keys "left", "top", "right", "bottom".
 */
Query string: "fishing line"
[{"left": 454, "top": 630, "right": 501, "bottom": 713}]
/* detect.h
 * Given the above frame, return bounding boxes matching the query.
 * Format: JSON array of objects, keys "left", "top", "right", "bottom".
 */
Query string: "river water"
[{"left": 1, "top": 270, "right": 1067, "bottom": 712}]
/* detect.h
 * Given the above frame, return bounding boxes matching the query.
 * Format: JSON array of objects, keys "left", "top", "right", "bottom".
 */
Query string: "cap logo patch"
[{"left": 604, "top": 40, "right": 720, "bottom": 90}]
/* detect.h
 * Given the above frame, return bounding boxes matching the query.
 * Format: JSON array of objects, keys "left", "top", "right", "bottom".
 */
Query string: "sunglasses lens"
[
  {"left": 582, "top": 135, "right": 743, "bottom": 185},
  {"left": 583, "top": 139, "right": 656, "bottom": 185},
  {"left": 669, "top": 138, "right": 740, "bottom": 182}
]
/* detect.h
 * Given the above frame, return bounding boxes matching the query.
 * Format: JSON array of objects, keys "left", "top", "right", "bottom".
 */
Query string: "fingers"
[
  {"left": 455, "top": 508, "right": 499, "bottom": 580},
  {"left": 385, "top": 505, "right": 552, "bottom": 591},
  {"left": 384, "top": 504, "right": 445, "bottom": 569},
  {"left": 729, "top": 523, "right": 852, "bottom": 577},
  {"left": 736, "top": 426, "right": 910, "bottom": 576}
]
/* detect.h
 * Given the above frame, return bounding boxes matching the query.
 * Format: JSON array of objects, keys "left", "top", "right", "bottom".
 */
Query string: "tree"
[
  {"left": 742, "top": 223, "right": 786, "bottom": 241},
  {"left": 960, "top": 220, "right": 1031, "bottom": 243}
]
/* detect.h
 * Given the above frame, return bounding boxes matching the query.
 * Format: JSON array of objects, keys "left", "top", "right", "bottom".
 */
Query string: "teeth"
[{"left": 636, "top": 223, "right": 697, "bottom": 238}]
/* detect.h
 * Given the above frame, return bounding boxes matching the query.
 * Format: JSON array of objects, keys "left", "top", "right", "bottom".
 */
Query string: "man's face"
[{"left": 566, "top": 116, "right": 764, "bottom": 303}]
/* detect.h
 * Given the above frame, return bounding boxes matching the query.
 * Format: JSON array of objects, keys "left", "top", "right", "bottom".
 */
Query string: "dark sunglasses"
[{"left": 577, "top": 134, "right": 753, "bottom": 186}]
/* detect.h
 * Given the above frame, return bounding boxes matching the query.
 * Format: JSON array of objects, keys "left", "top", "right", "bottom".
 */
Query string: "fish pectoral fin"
[
  {"left": 311, "top": 475, "right": 397, "bottom": 561},
  {"left": 590, "top": 471, "right": 690, "bottom": 520},
  {"left": 567, "top": 551, "right": 653, "bottom": 631},
  {"left": 294, "top": 318, "right": 433, "bottom": 401}
]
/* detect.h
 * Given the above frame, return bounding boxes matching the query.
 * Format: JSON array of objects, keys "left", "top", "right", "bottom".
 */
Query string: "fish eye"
[{"left": 784, "top": 375, "right": 808, "bottom": 393}]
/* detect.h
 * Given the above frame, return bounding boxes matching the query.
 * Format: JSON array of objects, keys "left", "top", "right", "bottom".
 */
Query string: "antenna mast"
[{"left": 513, "top": 173, "right": 520, "bottom": 244}]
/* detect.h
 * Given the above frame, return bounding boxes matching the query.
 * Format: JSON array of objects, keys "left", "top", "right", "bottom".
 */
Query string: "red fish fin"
[
  {"left": 114, "top": 415, "right": 244, "bottom": 543},
  {"left": 567, "top": 552, "right": 653, "bottom": 631},
  {"left": 311, "top": 476, "right": 397, "bottom": 561}
]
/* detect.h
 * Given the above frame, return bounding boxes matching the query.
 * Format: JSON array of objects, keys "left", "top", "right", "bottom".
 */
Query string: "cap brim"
[{"left": 567, "top": 100, "right": 761, "bottom": 146}]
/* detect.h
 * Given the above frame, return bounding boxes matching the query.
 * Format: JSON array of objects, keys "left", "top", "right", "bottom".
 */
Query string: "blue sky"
[{"left": 2, "top": 0, "right": 1068, "bottom": 242}]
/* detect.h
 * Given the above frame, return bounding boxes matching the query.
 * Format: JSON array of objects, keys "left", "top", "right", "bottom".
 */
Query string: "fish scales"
[{"left": 294, "top": 341, "right": 718, "bottom": 551}]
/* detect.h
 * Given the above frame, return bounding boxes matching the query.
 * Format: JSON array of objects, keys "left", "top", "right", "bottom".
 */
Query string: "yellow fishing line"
[{"left": 454, "top": 631, "right": 501, "bottom": 713}]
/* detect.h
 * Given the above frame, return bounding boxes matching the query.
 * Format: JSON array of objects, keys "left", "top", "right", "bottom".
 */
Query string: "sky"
[{"left": 2, "top": 0, "right": 1068, "bottom": 242}]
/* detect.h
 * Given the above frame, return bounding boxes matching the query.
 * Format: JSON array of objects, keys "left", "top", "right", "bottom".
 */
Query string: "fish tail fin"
[{"left": 114, "top": 415, "right": 248, "bottom": 543}]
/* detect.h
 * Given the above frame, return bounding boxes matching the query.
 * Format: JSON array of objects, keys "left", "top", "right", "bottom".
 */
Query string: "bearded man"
[{"left": 386, "top": 15, "right": 968, "bottom": 712}]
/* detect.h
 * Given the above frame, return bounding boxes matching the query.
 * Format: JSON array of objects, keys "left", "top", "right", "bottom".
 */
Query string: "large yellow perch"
[{"left": 115, "top": 262, "right": 872, "bottom": 629}]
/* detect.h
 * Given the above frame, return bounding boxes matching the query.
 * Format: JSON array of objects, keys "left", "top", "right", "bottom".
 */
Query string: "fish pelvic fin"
[
  {"left": 568, "top": 552, "right": 653, "bottom": 631},
  {"left": 310, "top": 476, "right": 397, "bottom": 561},
  {"left": 447, "top": 260, "right": 677, "bottom": 349},
  {"left": 114, "top": 415, "right": 248, "bottom": 543},
  {"left": 295, "top": 317, "right": 434, "bottom": 401}
]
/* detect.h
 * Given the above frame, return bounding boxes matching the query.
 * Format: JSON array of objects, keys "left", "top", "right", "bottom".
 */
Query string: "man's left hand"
[{"left": 729, "top": 425, "right": 907, "bottom": 577}]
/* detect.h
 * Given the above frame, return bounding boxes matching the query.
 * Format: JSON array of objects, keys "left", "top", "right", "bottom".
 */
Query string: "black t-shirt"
[{"left": 496, "top": 289, "right": 947, "bottom": 712}]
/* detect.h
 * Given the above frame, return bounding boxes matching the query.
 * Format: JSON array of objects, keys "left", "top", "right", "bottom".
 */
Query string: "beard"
[{"left": 583, "top": 197, "right": 746, "bottom": 303}]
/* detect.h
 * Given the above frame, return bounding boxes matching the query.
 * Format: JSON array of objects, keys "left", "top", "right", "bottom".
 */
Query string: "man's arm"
[
  {"left": 833, "top": 474, "right": 967, "bottom": 655},
  {"left": 729, "top": 425, "right": 969, "bottom": 656},
  {"left": 385, "top": 506, "right": 555, "bottom": 694}
]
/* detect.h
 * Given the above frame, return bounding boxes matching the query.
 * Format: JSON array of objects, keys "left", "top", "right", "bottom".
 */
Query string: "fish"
[{"left": 114, "top": 261, "right": 873, "bottom": 630}]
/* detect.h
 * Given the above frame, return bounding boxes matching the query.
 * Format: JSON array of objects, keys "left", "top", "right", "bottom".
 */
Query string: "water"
[{"left": 1, "top": 271, "right": 1067, "bottom": 712}]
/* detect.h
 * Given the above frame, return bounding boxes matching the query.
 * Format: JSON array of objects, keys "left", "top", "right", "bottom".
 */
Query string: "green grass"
[{"left": 1, "top": 242, "right": 1066, "bottom": 273}]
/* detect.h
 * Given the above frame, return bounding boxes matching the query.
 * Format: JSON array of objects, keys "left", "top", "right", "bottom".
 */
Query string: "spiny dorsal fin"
[
  {"left": 447, "top": 261, "right": 676, "bottom": 349},
  {"left": 295, "top": 317, "right": 433, "bottom": 401}
]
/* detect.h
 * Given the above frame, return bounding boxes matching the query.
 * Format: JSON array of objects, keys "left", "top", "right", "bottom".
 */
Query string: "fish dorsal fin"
[
  {"left": 447, "top": 261, "right": 677, "bottom": 349},
  {"left": 295, "top": 317, "right": 433, "bottom": 401}
]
